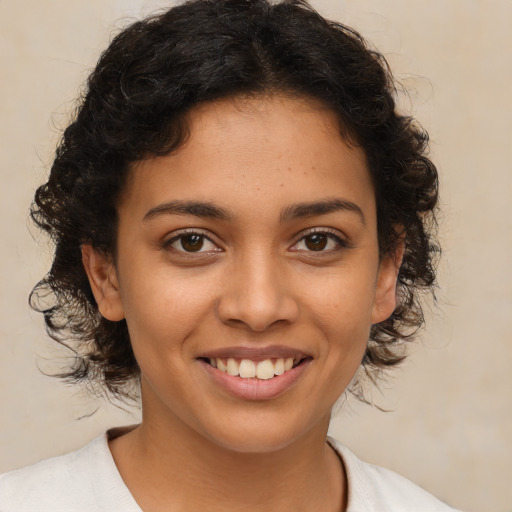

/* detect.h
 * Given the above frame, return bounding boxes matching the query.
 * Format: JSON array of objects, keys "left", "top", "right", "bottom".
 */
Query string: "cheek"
[
  {"left": 118, "top": 266, "right": 218, "bottom": 358},
  {"left": 305, "top": 270, "right": 377, "bottom": 331},
  {"left": 300, "top": 269, "right": 376, "bottom": 368}
]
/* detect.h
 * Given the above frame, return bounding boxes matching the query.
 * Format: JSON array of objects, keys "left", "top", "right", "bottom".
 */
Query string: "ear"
[
  {"left": 81, "top": 245, "right": 125, "bottom": 321},
  {"left": 370, "top": 239, "right": 405, "bottom": 324}
]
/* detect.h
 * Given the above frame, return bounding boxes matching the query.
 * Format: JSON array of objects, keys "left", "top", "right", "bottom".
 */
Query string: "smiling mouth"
[{"left": 199, "top": 356, "right": 310, "bottom": 380}]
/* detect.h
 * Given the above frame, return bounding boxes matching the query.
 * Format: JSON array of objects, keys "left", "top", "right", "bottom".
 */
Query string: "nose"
[{"left": 216, "top": 251, "right": 299, "bottom": 332}]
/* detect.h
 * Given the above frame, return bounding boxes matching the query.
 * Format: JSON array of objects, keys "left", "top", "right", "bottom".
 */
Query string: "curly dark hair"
[{"left": 30, "top": 0, "right": 439, "bottom": 399}]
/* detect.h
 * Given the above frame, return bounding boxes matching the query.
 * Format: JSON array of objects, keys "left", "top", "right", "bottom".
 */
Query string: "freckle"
[
  {"left": 280, "top": 183, "right": 284, "bottom": 187},
  {"left": 257, "top": 187, "right": 260, "bottom": 191}
]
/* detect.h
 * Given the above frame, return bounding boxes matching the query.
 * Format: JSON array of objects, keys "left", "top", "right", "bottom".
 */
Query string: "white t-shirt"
[{"left": 0, "top": 433, "right": 460, "bottom": 511}]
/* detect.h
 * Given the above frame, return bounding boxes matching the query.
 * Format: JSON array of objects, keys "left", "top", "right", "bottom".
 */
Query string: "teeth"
[
  {"left": 226, "top": 358, "right": 239, "bottom": 376},
  {"left": 274, "top": 358, "right": 285, "bottom": 375},
  {"left": 212, "top": 357, "right": 299, "bottom": 379},
  {"left": 217, "top": 359, "right": 227, "bottom": 372},
  {"left": 256, "top": 360, "right": 275, "bottom": 380},
  {"left": 239, "top": 359, "right": 256, "bottom": 378}
]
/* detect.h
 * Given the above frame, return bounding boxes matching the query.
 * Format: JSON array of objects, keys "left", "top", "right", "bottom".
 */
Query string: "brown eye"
[
  {"left": 290, "top": 230, "right": 346, "bottom": 253},
  {"left": 180, "top": 234, "right": 205, "bottom": 252},
  {"left": 166, "top": 232, "right": 219, "bottom": 254},
  {"left": 304, "top": 233, "right": 328, "bottom": 251}
]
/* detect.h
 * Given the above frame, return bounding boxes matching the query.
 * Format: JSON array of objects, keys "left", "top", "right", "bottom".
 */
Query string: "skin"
[{"left": 83, "top": 94, "right": 401, "bottom": 512}]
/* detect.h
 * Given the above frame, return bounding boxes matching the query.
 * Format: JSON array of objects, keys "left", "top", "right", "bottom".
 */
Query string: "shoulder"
[
  {"left": 0, "top": 433, "right": 141, "bottom": 512},
  {"left": 329, "top": 438, "right": 462, "bottom": 512}
]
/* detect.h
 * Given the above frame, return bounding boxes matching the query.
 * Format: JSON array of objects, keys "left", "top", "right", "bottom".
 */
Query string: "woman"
[{"left": 0, "top": 0, "right": 458, "bottom": 510}]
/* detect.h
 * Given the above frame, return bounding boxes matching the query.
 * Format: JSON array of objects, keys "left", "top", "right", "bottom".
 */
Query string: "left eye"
[
  {"left": 167, "top": 233, "right": 218, "bottom": 253},
  {"left": 292, "top": 232, "right": 342, "bottom": 252}
]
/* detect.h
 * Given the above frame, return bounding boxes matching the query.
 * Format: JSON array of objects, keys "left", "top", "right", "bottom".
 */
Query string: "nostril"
[{"left": 214, "top": 272, "right": 300, "bottom": 331}]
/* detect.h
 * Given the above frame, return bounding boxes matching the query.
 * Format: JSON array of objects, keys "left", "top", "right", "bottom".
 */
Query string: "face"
[{"left": 84, "top": 95, "right": 399, "bottom": 453}]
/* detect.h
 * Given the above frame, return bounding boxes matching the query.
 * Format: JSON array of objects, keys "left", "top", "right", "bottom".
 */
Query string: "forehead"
[{"left": 120, "top": 94, "right": 375, "bottom": 226}]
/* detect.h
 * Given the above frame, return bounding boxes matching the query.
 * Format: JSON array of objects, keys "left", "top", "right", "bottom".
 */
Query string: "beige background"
[{"left": 1, "top": 1, "right": 511, "bottom": 511}]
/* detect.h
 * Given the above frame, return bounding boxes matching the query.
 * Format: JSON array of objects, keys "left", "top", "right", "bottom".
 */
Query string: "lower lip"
[{"left": 199, "top": 359, "right": 311, "bottom": 401}]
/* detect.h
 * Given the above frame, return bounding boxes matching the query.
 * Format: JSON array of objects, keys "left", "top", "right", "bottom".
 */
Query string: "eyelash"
[
  {"left": 163, "top": 229, "right": 221, "bottom": 255},
  {"left": 290, "top": 228, "right": 349, "bottom": 254},
  {"left": 163, "top": 227, "right": 349, "bottom": 256}
]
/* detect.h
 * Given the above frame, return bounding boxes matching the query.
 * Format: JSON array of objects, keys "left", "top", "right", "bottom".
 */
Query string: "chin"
[
  {"left": 209, "top": 430, "right": 303, "bottom": 455},
  {"left": 196, "top": 408, "right": 329, "bottom": 455}
]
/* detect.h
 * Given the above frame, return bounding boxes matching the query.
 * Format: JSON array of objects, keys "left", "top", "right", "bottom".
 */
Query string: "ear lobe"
[
  {"left": 371, "top": 240, "right": 405, "bottom": 324},
  {"left": 81, "top": 245, "right": 125, "bottom": 321}
]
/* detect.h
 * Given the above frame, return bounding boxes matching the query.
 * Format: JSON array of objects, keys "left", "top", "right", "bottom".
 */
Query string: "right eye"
[{"left": 165, "top": 232, "right": 220, "bottom": 253}]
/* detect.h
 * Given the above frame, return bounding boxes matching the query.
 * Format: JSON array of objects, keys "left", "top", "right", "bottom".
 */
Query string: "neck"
[{"left": 109, "top": 408, "right": 346, "bottom": 512}]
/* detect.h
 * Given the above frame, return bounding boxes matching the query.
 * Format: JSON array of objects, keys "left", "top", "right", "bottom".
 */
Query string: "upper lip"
[{"left": 197, "top": 345, "right": 312, "bottom": 362}]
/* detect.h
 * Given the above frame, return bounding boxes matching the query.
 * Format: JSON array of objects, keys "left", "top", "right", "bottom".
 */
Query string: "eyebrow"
[
  {"left": 280, "top": 198, "right": 366, "bottom": 225},
  {"left": 143, "top": 197, "right": 365, "bottom": 224},
  {"left": 143, "top": 200, "right": 234, "bottom": 222}
]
